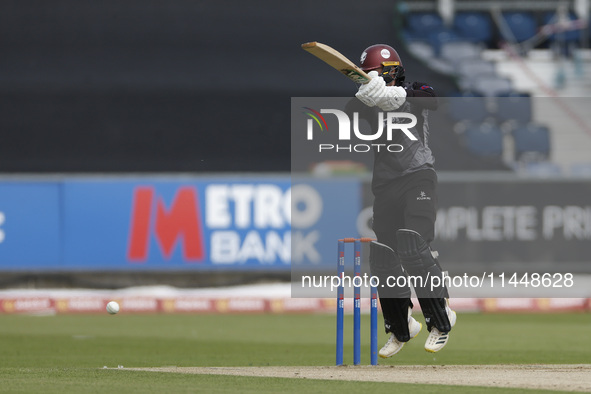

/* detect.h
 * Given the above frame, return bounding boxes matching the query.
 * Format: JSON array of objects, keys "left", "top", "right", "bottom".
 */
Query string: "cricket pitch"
[{"left": 128, "top": 364, "right": 591, "bottom": 392}]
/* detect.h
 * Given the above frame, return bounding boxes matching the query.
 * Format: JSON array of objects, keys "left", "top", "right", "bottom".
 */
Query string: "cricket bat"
[{"left": 301, "top": 41, "right": 371, "bottom": 84}]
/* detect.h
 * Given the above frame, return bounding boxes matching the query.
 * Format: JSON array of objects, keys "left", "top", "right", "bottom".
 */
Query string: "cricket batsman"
[{"left": 354, "top": 44, "right": 457, "bottom": 357}]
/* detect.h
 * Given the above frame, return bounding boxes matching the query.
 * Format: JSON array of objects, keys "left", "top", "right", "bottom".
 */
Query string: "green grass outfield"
[{"left": 0, "top": 312, "right": 589, "bottom": 393}]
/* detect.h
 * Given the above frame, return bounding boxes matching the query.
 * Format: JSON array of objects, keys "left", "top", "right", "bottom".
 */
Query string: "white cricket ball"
[{"left": 106, "top": 301, "right": 120, "bottom": 315}]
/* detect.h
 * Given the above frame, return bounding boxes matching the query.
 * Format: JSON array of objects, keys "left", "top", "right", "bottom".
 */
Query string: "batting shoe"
[
  {"left": 378, "top": 314, "right": 422, "bottom": 358},
  {"left": 424, "top": 304, "right": 457, "bottom": 353}
]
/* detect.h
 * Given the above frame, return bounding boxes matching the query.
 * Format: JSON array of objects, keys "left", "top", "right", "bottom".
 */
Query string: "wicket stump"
[{"left": 336, "top": 237, "right": 378, "bottom": 366}]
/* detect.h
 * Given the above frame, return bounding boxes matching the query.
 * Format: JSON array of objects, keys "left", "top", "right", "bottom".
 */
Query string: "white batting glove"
[
  {"left": 355, "top": 71, "right": 386, "bottom": 107},
  {"left": 376, "top": 86, "right": 407, "bottom": 111}
]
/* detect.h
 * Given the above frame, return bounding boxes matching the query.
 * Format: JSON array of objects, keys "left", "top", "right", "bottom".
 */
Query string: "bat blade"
[{"left": 301, "top": 41, "right": 371, "bottom": 84}]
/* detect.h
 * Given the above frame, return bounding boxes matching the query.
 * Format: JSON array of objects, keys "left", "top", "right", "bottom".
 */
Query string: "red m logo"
[{"left": 127, "top": 186, "right": 205, "bottom": 262}]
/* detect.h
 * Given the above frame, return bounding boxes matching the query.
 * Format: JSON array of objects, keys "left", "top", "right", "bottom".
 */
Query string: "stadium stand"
[
  {"left": 453, "top": 11, "right": 494, "bottom": 46},
  {"left": 396, "top": 1, "right": 591, "bottom": 174},
  {"left": 512, "top": 123, "right": 551, "bottom": 162},
  {"left": 461, "top": 122, "right": 505, "bottom": 158},
  {"left": 502, "top": 11, "right": 538, "bottom": 42},
  {"left": 447, "top": 91, "right": 489, "bottom": 123},
  {"left": 495, "top": 92, "right": 533, "bottom": 125},
  {"left": 542, "top": 11, "right": 582, "bottom": 44},
  {"left": 405, "top": 11, "right": 446, "bottom": 40}
]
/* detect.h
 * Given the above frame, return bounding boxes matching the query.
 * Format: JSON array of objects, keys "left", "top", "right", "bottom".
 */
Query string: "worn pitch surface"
[{"left": 128, "top": 364, "right": 591, "bottom": 392}]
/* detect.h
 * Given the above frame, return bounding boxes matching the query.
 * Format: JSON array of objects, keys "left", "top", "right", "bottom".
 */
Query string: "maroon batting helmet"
[{"left": 359, "top": 44, "right": 402, "bottom": 71}]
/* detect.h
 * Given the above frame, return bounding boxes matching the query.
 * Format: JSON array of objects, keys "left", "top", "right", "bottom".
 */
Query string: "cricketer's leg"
[
  {"left": 396, "top": 229, "right": 456, "bottom": 352},
  {"left": 369, "top": 240, "right": 421, "bottom": 358}
]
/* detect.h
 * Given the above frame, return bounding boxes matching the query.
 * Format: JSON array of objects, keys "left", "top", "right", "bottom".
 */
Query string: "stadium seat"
[
  {"left": 462, "top": 122, "right": 504, "bottom": 157},
  {"left": 570, "top": 162, "right": 591, "bottom": 177},
  {"left": 519, "top": 161, "right": 562, "bottom": 177},
  {"left": 439, "top": 41, "right": 482, "bottom": 64},
  {"left": 401, "top": 28, "right": 426, "bottom": 44},
  {"left": 406, "top": 12, "right": 445, "bottom": 40},
  {"left": 405, "top": 40, "right": 435, "bottom": 61},
  {"left": 502, "top": 12, "right": 537, "bottom": 42},
  {"left": 428, "top": 29, "right": 462, "bottom": 57},
  {"left": 456, "top": 59, "right": 497, "bottom": 90},
  {"left": 512, "top": 123, "right": 551, "bottom": 161},
  {"left": 457, "top": 58, "right": 496, "bottom": 79},
  {"left": 447, "top": 92, "right": 489, "bottom": 123},
  {"left": 495, "top": 92, "right": 532, "bottom": 124},
  {"left": 469, "top": 75, "right": 513, "bottom": 97},
  {"left": 453, "top": 12, "right": 493, "bottom": 45}
]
